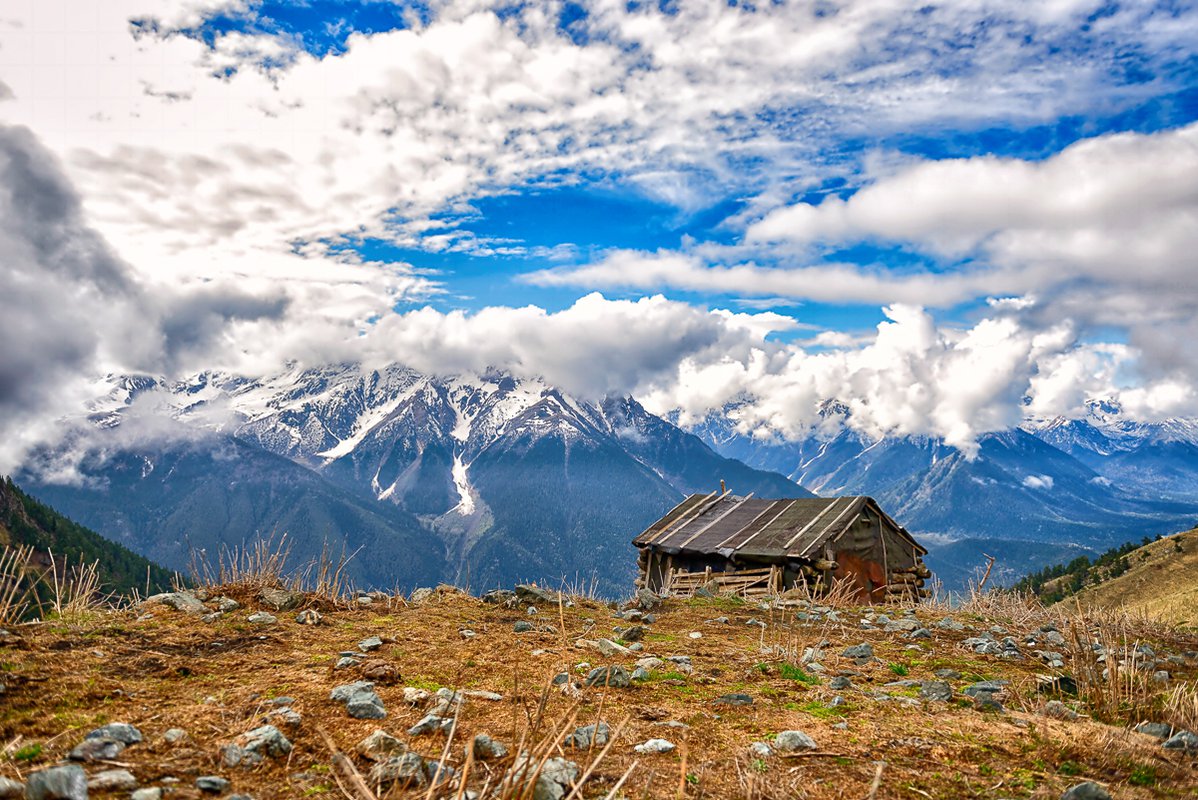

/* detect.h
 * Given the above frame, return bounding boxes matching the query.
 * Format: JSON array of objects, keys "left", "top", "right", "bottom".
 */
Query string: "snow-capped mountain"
[
  {"left": 1022, "top": 399, "right": 1198, "bottom": 499},
  {"left": 22, "top": 365, "right": 810, "bottom": 594},
  {"left": 692, "top": 402, "right": 1198, "bottom": 588}
]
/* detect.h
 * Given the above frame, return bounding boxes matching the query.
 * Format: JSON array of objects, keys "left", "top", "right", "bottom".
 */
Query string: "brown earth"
[{"left": 1, "top": 585, "right": 1196, "bottom": 799}]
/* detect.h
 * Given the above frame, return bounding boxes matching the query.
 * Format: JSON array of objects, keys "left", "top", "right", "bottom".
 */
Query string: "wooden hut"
[{"left": 633, "top": 493, "right": 930, "bottom": 602}]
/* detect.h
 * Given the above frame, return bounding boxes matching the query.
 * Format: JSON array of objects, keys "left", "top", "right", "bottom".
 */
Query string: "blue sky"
[{"left": 2, "top": 0, "right": 1198, "bottom": 451}]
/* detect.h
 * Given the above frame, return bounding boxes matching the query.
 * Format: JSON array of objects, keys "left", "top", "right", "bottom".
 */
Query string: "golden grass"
[{"left": 1061, "top": 528, "right": 1198, "bottom": 628}]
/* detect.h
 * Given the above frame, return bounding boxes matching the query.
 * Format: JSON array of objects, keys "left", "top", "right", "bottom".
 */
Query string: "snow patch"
[{"left": 451, "top": 454, "right": 475, "bottom": 515}]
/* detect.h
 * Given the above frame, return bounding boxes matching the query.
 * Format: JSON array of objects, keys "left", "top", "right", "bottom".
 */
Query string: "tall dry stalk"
[
  {"left": 0, "top": 545, "right": 39, "bottom": 624},
  {"left": 44, "top": 549, "right": 105, "bottom": 623}
]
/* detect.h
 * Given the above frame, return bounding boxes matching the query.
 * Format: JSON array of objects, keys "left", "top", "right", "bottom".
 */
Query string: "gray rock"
[
  {"left": 247, "top": 611, "right": 277, "bottom": 624},
  {"left": 1133, "top": 721, "right": 1172, "bottom": 739},
  {"left": 258, "top": 587, "right": 304, "bottom": 611},
  {"left": 635, "top": 656, "right": 665, "bottom": 671},
  {"left": 221, "top": 724, "right": 293, "bottom": 767},
  {"left": 635, "top": 588, "right": 662, "bottom": 611},
  {"left": 0, "top": 778, "right": 22, "bottom": 799},
  {"left": 842, "top": 643, "right": 873, "bottom": 660},
  {"left": 163, "top": 727, "right": 188, "bottom": 743},
  {"left": 131, "top": 790, "right": 162, "bottom": 800},
  {"left": 933, "top": 668, "right": 962, "bottom": 680},
  {"left": 370, "top": 752, "right": 428, "bottom": 788},
  {"left": 214, "top": 596, "right": 240, "bottom": 612},
  {"left": 329, "top": 681, "right": 386, "bottom": 719},
  {"left": 295, "top": 609, "right": 321, "bottom": 625},
  {"left": 266, "top": 706, "right": 302, "bottom": 727},
  {"left": 634, "top": 738, "right": 675, "bottom": 754},
  {"left": 196, "top": 776, "right": 231, "bottom": 793},
  {"left": 631, "top": 667, "right": 650, "bottom": 681},
  {"left": 472, "top": 733, "right": 508, "bottom": 759},
  {"left": 908, "top": 628, "right": 932, "bottom": 640},
  {"left": 409, "top": 587, "right": 434, "bottom": 604},
  {"left": 515, "top": 584, "right": 560, "bottom": 605},
  {"left": 347, "top": 691, "right": 386, "bottom": 719},
  {"left": 747, "top": 741, "right": 773, "bottom": 758},
  {"left": 773, "top": 730, "right": 817, "bottom": 752},
  {"left": 356, "top": 729, "right": 406, "bottom": 761},
  {"left": 963, "top": 680, "right": 1008, "bottom": 697},
  {"left": 1163, "top": 730, "right": 1198, "bottom": 751},
  {"left": 69, "top": 736, "right": 125, "bottom": 761},
  {"left": 1043, "top": 630, "right": 1067, "bottom": 647},
  {"left": 88, "top": 769, "right": 138, "bottom": 791},
  {"left": 1061, "top": 781, "right": 1111, "bottom": 800},
  {"left": 552, "top": 672, "right": 571, "bottom": 685},
  {"left": 829, "top": 676, "right": 852, "bottom": 690},
  {"left": 509, "top": 756, "right": 579, "bottom": 800},
  {"left": 569, "top": 722, "right": 610, "bottom": 749},
  {"left": 481, "top": 589, "right": 516, "bottom": 605},
  {"left": 1043, "top": 700, "right": 1079, "bottom": 721},
  {"left": 358, "top": 635, "right": 384, "bottom": 652},
  {"left": 408, "top": 714, "right": 453, "bottom": 736},
  {"left": 143, "top": 591, "right": 206, "bottom": 614},
  {"left": 513, "top": 621, "right": 534, "bottom": 633},
  {"left": 585, "top": 666, "right": 630, "bottom": 688},
  {"left": 713, "top": 693, "right": 754, "bottom": 706},
  {"left": 620, "top": 625, "right": 645, "bottom": 642},
  {"left": 87, "top": 722, "right": 143, "bottom": 745},
  {"left": 334, "top": 656, "right": 361, "bottom": 669},
  {"left": 935, "top": 617, "right": 965, "bottom": 631},
  {"left": 24, "top": 766, "right": 88, "bottom": 800},
  {"left": 920, "top": 681, "right": 953, "bottom": 702},
  {"left": 596, "top": 638, "right": 631, "bottom": 658}
]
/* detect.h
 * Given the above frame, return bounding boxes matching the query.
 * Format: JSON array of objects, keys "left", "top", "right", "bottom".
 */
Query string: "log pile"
[{"left": 886, "top": 561, "right": 931, "bottom": 600}]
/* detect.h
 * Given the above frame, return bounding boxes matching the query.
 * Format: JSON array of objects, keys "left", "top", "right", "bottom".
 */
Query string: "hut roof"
[{"left": 633, "top": 494, "right": 926, "bottom": 560}]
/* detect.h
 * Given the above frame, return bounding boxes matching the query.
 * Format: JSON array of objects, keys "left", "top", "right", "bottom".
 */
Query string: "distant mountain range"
[
  {"left": 19, "top": 366, "right": 809, "bottom": 595},
  {"left": 691, "top": 399, "right": 1198, "bottom": 588},
  {"left": 17, "top": 366, "right": 1198, "bottom": 594}
]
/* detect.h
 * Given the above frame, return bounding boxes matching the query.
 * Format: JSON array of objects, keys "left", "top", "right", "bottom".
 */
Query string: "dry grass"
[
  {"left": 2, "top": 585, "right": 1197, "bottom": 799},
  {"left": 0, "top": 545, "right": 40, "bottom": 625}
]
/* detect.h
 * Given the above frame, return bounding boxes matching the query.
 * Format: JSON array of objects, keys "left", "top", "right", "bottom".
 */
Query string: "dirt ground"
[{"left": 1, "top": 586, "right": 1196, "bottom": 799}]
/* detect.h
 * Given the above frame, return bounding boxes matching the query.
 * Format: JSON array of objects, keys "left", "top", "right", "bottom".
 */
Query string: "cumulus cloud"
[{"left": 1022, "top": 475, "right": 1055, "bottom": 490}]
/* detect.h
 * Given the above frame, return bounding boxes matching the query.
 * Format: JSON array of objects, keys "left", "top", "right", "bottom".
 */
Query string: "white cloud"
[{"left": 1022, "top": 474, "right": 1054, "bottom": 490}]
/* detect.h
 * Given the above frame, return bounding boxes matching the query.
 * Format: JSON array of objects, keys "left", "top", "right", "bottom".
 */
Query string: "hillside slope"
[
  {"left": 1061, "top": 528, "right": 1198, "bottom": 627},
  {"left": 0, "top": 584, "right": 1195, "bottom": 799},
  {"left": 0, "top": 476, "right": 175, "bottom": 596}
]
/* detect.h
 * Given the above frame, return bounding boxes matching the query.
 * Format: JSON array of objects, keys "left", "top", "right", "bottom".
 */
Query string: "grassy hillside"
[
  {"left": 0, "top": 579, "right": 1195, "bottom": 798},
  {"left": 0, "top": 476, "right": 175, "bottom": 596},
  {"left": 1060, "top": 528, "right": 1198, "bottom": 627}
]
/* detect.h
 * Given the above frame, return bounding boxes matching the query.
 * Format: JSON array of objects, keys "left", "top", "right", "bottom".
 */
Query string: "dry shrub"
[{"left": 188, "top": 533, "right": 361, "bottom": 603}]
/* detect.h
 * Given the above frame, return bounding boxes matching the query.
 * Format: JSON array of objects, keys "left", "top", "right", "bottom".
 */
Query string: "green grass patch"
[
  {"left": 404, "top": 676, "right": 443, "bottom": 691},
  {"left": 1129, "top": 765, "right": 1158, "bottom": 787},
  {"left": 779, "top": 663, "right": 819, "bottom": 685},
  {"left": 1056, "top": 761, "right": 1083, "bottom": 776},
  {"left": 795, "top": 700, "right": 849, "bottom": 720},
  {"left": 684, "top": 595, "right": 747, "bottom": 611},
  {"left": 14, "top": 743, "right": 42, "bottom": 762},
  {"left": 888, "top": 662, "right": 910, "bottom": 676}
]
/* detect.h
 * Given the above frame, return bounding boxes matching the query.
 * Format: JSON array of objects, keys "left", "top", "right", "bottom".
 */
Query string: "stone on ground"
[
  {"left": 24, "top": 765, "right": 88, "bottom": 800},
  {"left": 357, "top": 729, "right": 406, "bottom": 761},
  {"left": 86, "top": 722, "right": 142, "bottom": 744},
  {"left": 634, "top": 738, "right": 675, "bottom": 754},
  {"left": 1061, "top": 781, "right": 1111, "bottom": 799},
  {"left": 773, "top": 730, "right": 818, "bottom": 752},
  {"left": 88, "top": 769, "right": 138, "bottom": 791},
  {"left": 472, "top": 733, "right": 508, "bottom": 759}
]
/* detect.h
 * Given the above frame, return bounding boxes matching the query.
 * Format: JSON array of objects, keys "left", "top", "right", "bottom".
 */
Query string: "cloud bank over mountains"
[{"left": 1, "top": 0, "right": 1196, "bottom": 470}]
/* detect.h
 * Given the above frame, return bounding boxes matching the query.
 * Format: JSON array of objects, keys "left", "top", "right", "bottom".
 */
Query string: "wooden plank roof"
[{"left": 633, "top": 494, "right": 926, "bottom": 559}]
